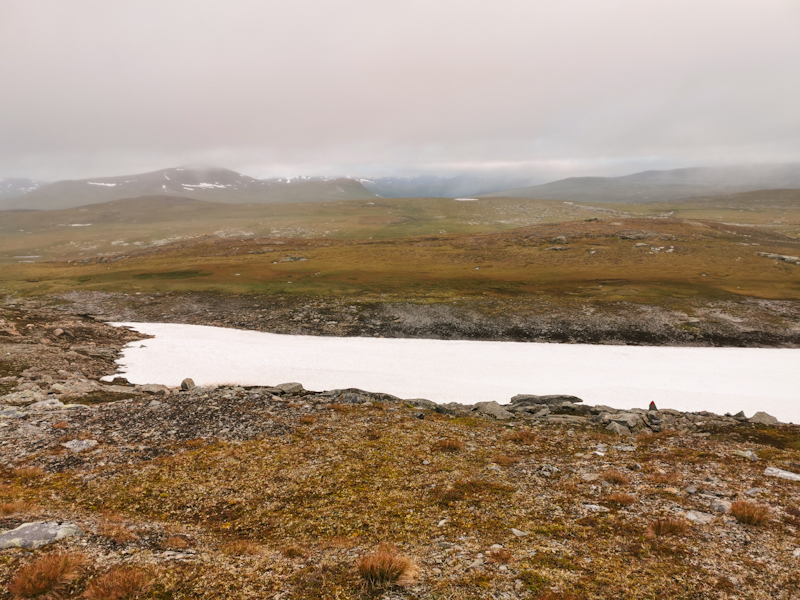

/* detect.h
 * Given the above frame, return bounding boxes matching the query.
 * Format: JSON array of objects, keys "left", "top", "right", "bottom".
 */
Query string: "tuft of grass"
[
  {"left": 604, "top": 492, "right": 636, "bottom": 508},
  {"left": 299, "top": 414, "right": 316, "bottom": 425},
  {"left": 281, "top": 544, "right": 309, "bottom": 559},
  {"left": 98, "top": 522, "right": 138, "bottom": 544},
  {"left": 431, "top": 438, "right": 464, "bottom": 453},
  {"left": 357, "top": 543, "right": 418, "bottom": 588},
  {"left": 82, "top": 566, "right": 153, "bottom": 600},
  {"left": 162, "top": 534, "right": 192, "bottom": 549},
  {"left": 503, "top": 429, "right": 537, "bottom": 444},
  {"left": 646, "top": 517, "right": 689, "bottom": 538},
  {"left": 730, "top": 501, "right": 770, "bottom": 526},
  {"left": 487, "top": 547, "right": 512, "bottom": 564},
  {"left": 432, "top": 479, "right": 516, "bottom": 506},
  {"left": 602, "top": 470, "right": 630, "bottom": 485},
  {"left": 8, "top": 552, "right": 86, "bottom": 599},
  {"left": 493, "top": 454, "right": 520, "bottom": 467},
  {"left": 0, "top": 501, "right": 33, "bottom": 515},
  {"left": 648, "top": 471, "right": 682, "bottom": 485},
  {"left": 13, "top": 466, "right": 45, "bottom": 481}
]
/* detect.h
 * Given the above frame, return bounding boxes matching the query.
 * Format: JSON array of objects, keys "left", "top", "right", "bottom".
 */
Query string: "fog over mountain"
[{"left": 1, "top": 1, "right": 798, "bottom": 181}]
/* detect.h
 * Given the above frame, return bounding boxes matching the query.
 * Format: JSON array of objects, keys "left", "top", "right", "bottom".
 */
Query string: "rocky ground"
[
  {"left": 26, "top": 290, "right": 800, "bottom": 347},
  {"left": 1, "top": 301, "right": 800, "bottom": 599}
]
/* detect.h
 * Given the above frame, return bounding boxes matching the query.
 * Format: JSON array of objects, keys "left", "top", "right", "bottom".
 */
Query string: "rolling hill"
[
  {"left": 483, "top": 164, "right": 800, "bottom": 203},
  {"left": 0, "top": 166, "right": 378, "bottom": 211},
  {"left": 0, "top": 177, "right": 46, "bottom": 200}
]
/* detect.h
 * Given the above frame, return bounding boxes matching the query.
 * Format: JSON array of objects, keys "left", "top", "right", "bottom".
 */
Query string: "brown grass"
[
  {"left": 602, "top": 470, "right": 631, "bottom": 485},
  {"left": 299, "top": 414, "right": 316, "bottom": 425},
  {"left": 281, "top": 544, "right": 309, "bottom": 558},
  {"left": 730, "top": 501, "right": 770, "bottom": 526},
  {"left": 604, "top": 492, "right": 636, "bottom": 508},
  {"left": 493, "top": 454, "right": 520, "bottom": 467},
  {"left": 431, "top": 438, "right": 464, "bottom": 453},
  {"left": 648, "top": 471, "right": 682, "bottom": 485},
  {"left": 13, "top": 466, "right": 45, "bottom": 481},
  {"left": 646, "top": 517, "right": 689, "bottom": 538},
  {"left": 82, "top": 567, "right": 153, "bottom": 600},
  {"left": 98, "top": 522, "right": 138, "bottom": 544},
  {"left": 162, "top": 534, "right": 192, "bottom": 549},
  {"left": 357, "top": 543, "right": 418, "bottom": 588},
  {"left": 503, "top": 429, "right": 537, "bottom": 444},
  {"left": 0, "top": 501, "right": 33, "bottom": 515},
  {"left": 51, "top": 421, "right": 69, "bottom": 430},
  {"left": 222, "top": 540, "right": 263, "bottom": 556},
  {"left": 487, "top": 547, "right": 513, "bottom": 564},
  {"left": 365, "top": 429, "right": 382, "bottom": 441},
  {"left": 8, "top": 552, "right": 86, "bottom": 599}
]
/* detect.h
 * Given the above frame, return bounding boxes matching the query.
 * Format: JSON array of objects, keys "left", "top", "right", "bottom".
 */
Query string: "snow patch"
[
  {"left": 104, "top": 323, "right": 800, "bottom": 423},
  {"left": 86, "top": 182, "right": 117, "bottom": 187}
]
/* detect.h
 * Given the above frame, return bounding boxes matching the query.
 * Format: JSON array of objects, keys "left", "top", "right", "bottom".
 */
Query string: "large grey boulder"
[
  {"left": 473, "top": 401, "right": 513, "bottom": 420},
  {"left": 749, "top": 412, "right": 779, "bottom": 425},
  {"left": 277, "top": 382, "right": 304, "bottom": 394},
  {"left": 606, "top": 421, "right": 631, "bottom": 436},
  {"left": 511, "top": 394, "right": 583, "bottom": 406},
  {"left": 1, "top": 389, "right": 47, "bottom": 406},
  {"left": 0, "top": 522, "right": 82, "bottom": 550}
]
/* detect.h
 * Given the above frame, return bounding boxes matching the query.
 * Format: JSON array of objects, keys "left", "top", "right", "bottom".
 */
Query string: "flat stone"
[
  {"left": 612, "top": 445, "right": 636, "bottom": 452},
  {"left": 28, "top": 399, "right": 65, "bottom": 411},
  {"left": 734, "top": 450, "right": 759, "bottom": 461},
  {"left": 140, "top": 384, "right": 168, "bottom": 395},
  {"left": 510, "top": 528, "right": 528, "bottom": 537},
  {"left": 710, "top": 498, "right": 732, "bottom": 513},
  {"left": 606, "top": 421, "right": 631, "bottom": 436},
  {"left": 685, "top": 511, "right": 714, "bottom": 525},
  {"left": 276, "top": 382, "right": 304, "bottom": 394},
  {"left": 685, "top": 485, "right": 698, "bottom": 495},
  {"left": 510, "top": 394, "right": 583, "bottom": 406},
  {"left": 581, "top": 473, "right": 600, "bottom": 482},
  {"left": 764, "top": 466, "right": 800, "bottom": 482},
  {"left": 1, "top": 389, "right": 47, "bottom": 406},
  {"left": 0, "top": 406, "right": 25, "bottom": 419},
  {"left": 62, "top": 439, "right": 98, "bottom": 453},
  {"left": 473, "top": 401, "right": 513, "bottom": 420},
  {"left": 180, "top": 378, "right": 196, "bottom": 391},
  {"left": 583, "top": 504, "right": 610, "bottom": 512},
  {"left": 749, "top": 411, "right": 779, "bottom": 425},
  {"left": 0, "top": 521, "right": 81, "bottom": 550},
  {"left": 530, "top": 407, "right": 550, "bottom": 419},
  {"left": 745, "top": 487, "right": 764, "bottom": 497}
]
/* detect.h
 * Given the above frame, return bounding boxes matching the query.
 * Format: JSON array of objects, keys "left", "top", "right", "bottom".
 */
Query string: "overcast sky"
[{"left": 1, "top": 0, "right": 799, "bottom": 181}]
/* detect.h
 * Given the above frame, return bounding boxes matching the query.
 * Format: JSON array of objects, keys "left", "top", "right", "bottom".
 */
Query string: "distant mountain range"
[
  {"left": 0, "top": 167, "right": 378, "bottom": 211},
  {"left": 2, "top": 163, "right": 800, "bottom": 211},
  {"left": 482, "top": 164, "right": 800, "bottom": 203},
  {"left": 358, "top": 174, "right": 544, "bottom": 199},
  {"left": 0, "top": 178, "right": 46, "bottom": 200}
]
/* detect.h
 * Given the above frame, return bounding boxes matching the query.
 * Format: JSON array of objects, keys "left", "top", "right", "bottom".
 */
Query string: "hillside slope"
[
  {"left": 1, "top": 166, "right": 378, "bottom": 210},
  {"left": 484, "top": 164, "right": 800, "bottom": 203}
]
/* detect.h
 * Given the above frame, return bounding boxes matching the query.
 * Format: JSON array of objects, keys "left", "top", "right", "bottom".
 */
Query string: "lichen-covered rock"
[
  {"left": 473, "top": 401, "right": 513, "bottom": 420},
  {"left": 749, "top": 412, "right": 779, "bottom": 425},
  {"left": 0, "top": 522, "right": 81, "bottom": 550}
]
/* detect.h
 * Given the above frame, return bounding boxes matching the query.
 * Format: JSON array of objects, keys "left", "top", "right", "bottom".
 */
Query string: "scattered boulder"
[
  {"left": 606, "top": 421, "right": 631, "bottom": 436},
  {"left": 28, "top": 398, "right": 65, "bottom": 411},
  {"left": 1, "top": 389, "right": 47, "bottom": 406},
  {"left": 277, "top": 382, "right": 304, "bottom": 394},
  {"left": 140, "top": 384, "right": 169, "bottom": 395},
  {"left": 181, "top": 378, "right": 196, "bottom": 391},
  {"left": 764, "top": 466, "right": 800, "bottom": 482},
  {"left": 510, "top": 394, "right": 583, "bottom": 406},
  {"left": 62, "top": 439, "right": 99, "bottom": 453},
  {"left": 710, "top": 498, "right": 732, "bottom": 513},
  {"left": 734, "top": 450, "right": 759, "bottom": 461},
  {"left": 473, "top": 401, "right": 513, "bottom": 420},
  {"left": 510, "top": 528, "right": 528, "bottom": 537},
  {"left": 685, "top": 511, "right": 714, "bottom": 525},
  {"left": 0, "top": 521, "right": 82, "bottom": 550},
  {"left": 749, "top": 412, "right": 779, "bottom": 425}
]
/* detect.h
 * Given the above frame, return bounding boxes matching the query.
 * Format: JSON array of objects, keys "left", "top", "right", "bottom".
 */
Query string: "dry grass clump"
[
  {"left": 13, "top": 466, "right": 45, "bottom": 481},
  {"left": 162, "top": 534, "right": 192, "bottom": 549},
  {"left": 602, "top": 470, "right": 630, "bottom": 485},
  {"left": 357, "top": 543, "right": 418, "bottom": 588},
  {"left": 281, "top": 544, "right": 309, "bottom": 558},
  {"left": 493, "top": 454, "right": 520, "bottom": 467},
  {"left": 8, "top": 552, "right": 86, "bottom": 599},
  {"left": 365, "top": 429, "right": 382, "bottom": 441},
  {"left": 328, "top": 403, "right": 351, "bottom": 413},
  {"left": 51, "top": 421, "right": 69, "bottom": 430},
  {"left": 0, "top": 501, "right": 33, "bottom": 515},
  {"left": 222, "top": 539, "right": 263, "bottom": 556},
  {"left": 487, "top": 547, "right": 512, "bottom": 564},
  {"left": 503, "top": 429, "right": 537, "bottom": 444},
  {"left": 431, "top": 438, "right": 464, "bottom": 453},
  {"left": 604, "top": 492, "right": 636, "bottom": 508},
  {"left": 299, "top": 414, "right": 316, "bottom": 425},
  {"left": 648, "top": 471, "right": 682, "bottom": 485},
  {"left": 730, "top": 501, "right": 770, "bottom": 526},
  {"left": 82, "top": 566, "right": 153, "bottom": 600},
  {"left": 98, "top": 522, "right": 138, "bottom": 544},
  {"left": 646, "top": 517, "right": 689, "bottom": 538}
]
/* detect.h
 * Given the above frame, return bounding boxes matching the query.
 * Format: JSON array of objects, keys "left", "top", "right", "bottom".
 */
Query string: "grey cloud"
[{"left": 1, "top": 0, "right": 798, "bottom": 181}]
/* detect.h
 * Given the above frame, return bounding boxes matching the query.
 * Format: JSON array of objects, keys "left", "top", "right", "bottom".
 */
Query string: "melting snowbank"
[{"left": 105, "top": 322, "right": 800, "bottom": 423}]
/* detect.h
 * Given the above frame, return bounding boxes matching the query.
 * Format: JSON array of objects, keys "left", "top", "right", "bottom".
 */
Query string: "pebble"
[{"left": 510, "top": 528, "right": 528, "bottom": 537}]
